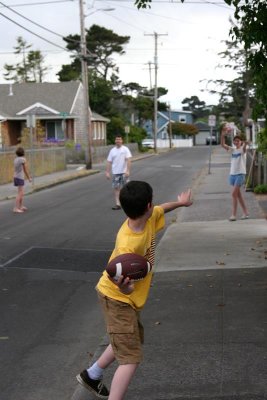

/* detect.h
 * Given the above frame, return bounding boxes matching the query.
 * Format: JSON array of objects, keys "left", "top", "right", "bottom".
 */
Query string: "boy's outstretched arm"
[{"left": 160, "top": 189, "right": 193, "bottom": 214}]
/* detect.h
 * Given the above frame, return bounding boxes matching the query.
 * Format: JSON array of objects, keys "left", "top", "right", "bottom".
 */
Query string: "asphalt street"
[
  {"left": 0, "top": 146, "right": 266, "bottom": 399},
  {"left": 72, "top": 147, "right": 267, "bottom": 400}
]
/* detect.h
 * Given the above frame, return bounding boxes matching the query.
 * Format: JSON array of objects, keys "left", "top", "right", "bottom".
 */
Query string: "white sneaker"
[
  {"left": 13, "top": 208, "right": 24, "bottom": 213},
  {"left": 241, "top": 215, "right": 249, "bottom": 220},
  {"left": 229, "top": 215, "right": 236, "bottom": 221}
]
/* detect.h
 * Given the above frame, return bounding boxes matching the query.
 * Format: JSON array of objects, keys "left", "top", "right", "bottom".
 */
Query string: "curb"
[{"left": 0, "top": 169, "right": 100, "bottom": 201}]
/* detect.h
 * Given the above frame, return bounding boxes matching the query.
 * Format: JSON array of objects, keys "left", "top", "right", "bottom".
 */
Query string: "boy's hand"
[
  {"left": 115, "top": 276, "right": 134, "bottom": 294},
  {"left": 178, "top": 189, "right": 193, "bottom": 207}
]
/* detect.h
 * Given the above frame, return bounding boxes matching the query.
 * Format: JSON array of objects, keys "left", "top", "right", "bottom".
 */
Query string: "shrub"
[
  {"left": 256, "top": 128, "right": 267, "bottom": 156},
  {"left": 254, "top": 184, "right": 267, "bottom": 194}
]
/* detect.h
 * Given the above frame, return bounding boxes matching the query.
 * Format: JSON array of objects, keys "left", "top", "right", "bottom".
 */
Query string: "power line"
[
  {"left": 0, "top": 0, "right": 75, "bottom": 8},
  {"left": 0, "top": 1, "right": 67, "bottom": 39},
  {"left": 0, "top": 1, "right": 83, "bottom": 47},
  {"left": 0, "top": 12, "right": 72, "bottom": 52}
]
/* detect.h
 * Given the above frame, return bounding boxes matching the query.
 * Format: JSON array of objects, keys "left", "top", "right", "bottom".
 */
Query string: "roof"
[
  {"left": 91, "top": 111, "right": 110, "bottom": 123},
  {"left": 0, "top": 81, "right": 81, "bottom": 118},
  {"left": 194, "top": 121, "right": 211, "bottom": 130}
]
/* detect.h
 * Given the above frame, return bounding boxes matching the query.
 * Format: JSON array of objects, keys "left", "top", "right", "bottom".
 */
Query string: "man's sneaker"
[{"left": 76, "top": 370, "right": 109, "bottom": 399}]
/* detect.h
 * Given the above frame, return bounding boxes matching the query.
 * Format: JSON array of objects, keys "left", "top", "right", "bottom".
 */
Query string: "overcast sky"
[{"left": 0, "top": 0, "right": 237, "bottom": 109}]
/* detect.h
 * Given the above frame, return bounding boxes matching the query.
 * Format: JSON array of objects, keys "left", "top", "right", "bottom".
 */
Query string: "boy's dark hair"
[
  {"left": 119, "top": 181, "right": 153, "bottom": 219},
  {"left": 16, "top": 147, "right": 25, "bottom": 157}
]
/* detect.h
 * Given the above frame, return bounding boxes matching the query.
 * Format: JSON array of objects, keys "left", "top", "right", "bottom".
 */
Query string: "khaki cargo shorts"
[{"left": 98, "top": 292, "right": 144, "bottom": 365}]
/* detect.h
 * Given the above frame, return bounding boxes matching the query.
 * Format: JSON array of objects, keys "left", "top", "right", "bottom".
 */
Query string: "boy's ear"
[{"left": 147, "top": 202, "right": 153, "bottom": 210}]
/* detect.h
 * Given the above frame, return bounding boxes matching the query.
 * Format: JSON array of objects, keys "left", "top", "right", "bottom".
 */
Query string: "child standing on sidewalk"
[
  {"left": 221, "top": 124, "right": 249, "bottom": 221},
  {"left": 76, "top": 180, "right": 192, "bottom": 400},
  {"left": 13, "top": 147, "right": 32, "bottom": 213}
]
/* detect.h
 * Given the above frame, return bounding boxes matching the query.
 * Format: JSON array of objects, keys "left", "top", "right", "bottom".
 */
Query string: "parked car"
[
  {"left": 142, "top": 138, "right": 154, "bottom": 148},
  {"left": 206, "top": 135, "right": 217, "bottom": 145}
]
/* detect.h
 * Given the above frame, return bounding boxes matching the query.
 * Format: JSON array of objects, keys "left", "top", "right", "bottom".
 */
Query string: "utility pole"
[
  {"left": 168, "top": 103, "right": 173, "bottom": 149},
  {"left": 148, "top": 61, "right": 153, "bottom": 90},
  {"left": 79, "top": 0, "right": 92, "bottom": 169},
  {"left": 145, "top": 32, "right": 168, "bottom": 153}
]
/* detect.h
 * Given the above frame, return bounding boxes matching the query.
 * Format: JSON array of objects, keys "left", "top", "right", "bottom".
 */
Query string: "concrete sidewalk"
[{"left": 72, "top": 147, "right": 267, "bottom": 400}]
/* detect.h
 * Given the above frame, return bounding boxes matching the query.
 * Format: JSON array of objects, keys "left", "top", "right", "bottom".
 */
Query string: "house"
[
  {"left": 194, "top": 121, "right": 218, "bottom": 145},
  {"left": 0, "top": 82, "right": 109, "bottom": 149},
  {"left": 143, "top": 110, "right": 194, "bottom": 140},
  {"left": 143, "top": 109, "right": 194, "bottom": 148}
]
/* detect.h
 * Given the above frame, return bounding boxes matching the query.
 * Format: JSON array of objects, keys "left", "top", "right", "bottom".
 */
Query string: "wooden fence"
[
  {"left": 0, "top": 143, "right": 139, "bottom": 185},
  {"left": 246, "top": 149, "right": 267, "bottom": 189},
  {"left": 0, "top": 147, "right": 66, "bottom": 185}
]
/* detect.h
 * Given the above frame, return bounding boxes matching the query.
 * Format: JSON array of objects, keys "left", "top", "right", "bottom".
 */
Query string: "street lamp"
[{"left": 79, "top": 2, "right": 115, "bottom": 169}]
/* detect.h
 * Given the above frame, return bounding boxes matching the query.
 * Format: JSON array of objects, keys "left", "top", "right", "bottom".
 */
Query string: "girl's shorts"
[
  {"left": 229, "top": 174, "right": 245, "bottom": 187},
  {"left": 98, "top": 292, "right": 144, "bottom": 365},
  {"left": 14, "top": 178, "right": 24, "bottom": 186}
]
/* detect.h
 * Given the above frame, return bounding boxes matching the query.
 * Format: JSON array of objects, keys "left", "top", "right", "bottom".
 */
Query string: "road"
[{"left": 0, "top": 147, "right": 210, "bottom": 400}]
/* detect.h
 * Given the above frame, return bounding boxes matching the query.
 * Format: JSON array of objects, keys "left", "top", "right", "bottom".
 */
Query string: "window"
[
  {"left": 46, "top": 121, "right": 64, "bottom": 141},
  {"left": 179, "top": 115, "right": 186, "bottom": 123}
]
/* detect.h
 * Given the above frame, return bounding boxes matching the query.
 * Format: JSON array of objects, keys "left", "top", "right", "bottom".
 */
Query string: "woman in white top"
[{"left": 221, "top": 125, "right": 249, "bottom": 221}]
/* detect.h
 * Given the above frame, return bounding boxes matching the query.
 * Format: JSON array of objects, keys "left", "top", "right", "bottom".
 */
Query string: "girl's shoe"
[
  {"left": 241, "top": 214, "right": 249, "bottom": 220},
  {"left": 20, "top": 206, "right": 28, "bottom": 211},
  {"left": 229, "top": 215, "right": 236, "bottom": 221},
  {"left": 13, "top": 208, "right": 24, "bottom": 213}
]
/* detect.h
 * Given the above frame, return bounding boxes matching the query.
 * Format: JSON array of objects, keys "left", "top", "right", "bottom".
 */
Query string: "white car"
[
  {"left": 206, "top": 135, "right": 217, "bottom": 145},
  {"left": 142, "top": 139, "right": 154, "bottom": 148}
]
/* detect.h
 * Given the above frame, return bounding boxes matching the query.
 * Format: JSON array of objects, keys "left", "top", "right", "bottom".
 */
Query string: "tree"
[
  {"left": 135, "top": 0, "right": 184, "bottom": 8},
  {"left": 169, "top": 122, "right": 198, "bottom": 137},
  {"left": 57, "top": 25, "right": 131, "bottom": 118},
  {"left": 225, "top": 0, "right": 267, "bottom": 117},
  {"left": 181, "top": 96, "right": 208, "bottom": 119},
  {"left": 57, "top": 59, "right": 81, "bottom": 82},
  {"left": 204, "top": 37, "right": 257, "bottom": 127},
  {"left": 133, "top": 0, "right": 266, "bottom": 117},
  {"left": 59, "top": 25, "right": 130, "bottom": 81},
  {"left": 89, "top": 71, "right": 114, "bottom": 115},
  {"left": 3, "top": 36, "right": 47, "bottom": 82},
  {"left": 27, "top": 50, "right": 48, "bottom": 83}
]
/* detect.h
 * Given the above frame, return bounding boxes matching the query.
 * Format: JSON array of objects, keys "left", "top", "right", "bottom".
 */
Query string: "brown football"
[{"left": 106, "top": 253, "right": 152, "bottom": 281}]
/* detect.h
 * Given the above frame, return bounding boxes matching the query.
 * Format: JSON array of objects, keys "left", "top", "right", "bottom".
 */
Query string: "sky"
[{"left": 0, "top": 0, "right": 237, "bottom": 110}]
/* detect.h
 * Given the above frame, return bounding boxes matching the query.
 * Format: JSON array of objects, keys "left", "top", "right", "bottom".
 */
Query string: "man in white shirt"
[{"left": 106, "top": 135, "right": 132, "bottom": 210}]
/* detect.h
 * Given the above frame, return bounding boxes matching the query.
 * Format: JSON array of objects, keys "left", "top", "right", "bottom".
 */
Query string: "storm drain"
[{"left": 3, "top": 247, "right": 112, "bottom": 272}]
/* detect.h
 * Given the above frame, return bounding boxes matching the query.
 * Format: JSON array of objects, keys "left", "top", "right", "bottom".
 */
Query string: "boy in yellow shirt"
[{"left": 77, "top": 180, "right": 192, "bottom": 400}]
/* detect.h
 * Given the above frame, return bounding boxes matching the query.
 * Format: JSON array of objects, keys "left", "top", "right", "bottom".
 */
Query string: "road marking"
[{"left": 170, "top": 165, "right": 183, "bottom": 168}]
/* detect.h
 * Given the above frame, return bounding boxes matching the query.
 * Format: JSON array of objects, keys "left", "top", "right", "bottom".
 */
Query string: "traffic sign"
[
  {"left": 60, "top": 112, "right": 69, "bottom": 118},
  {"left": 208, "top": 115, "right": 216, "bottom": 127}
]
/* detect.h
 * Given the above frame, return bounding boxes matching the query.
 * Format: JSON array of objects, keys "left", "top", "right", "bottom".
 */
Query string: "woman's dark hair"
[
  {"left": 119, "top": 181, "right": 153, "bottom": 219},
  {"left": 16, "top": 147, "right": 25, "bottom": 157},
  {"left": 233, "top": 135, "right": 242, "bottom": 141}
]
